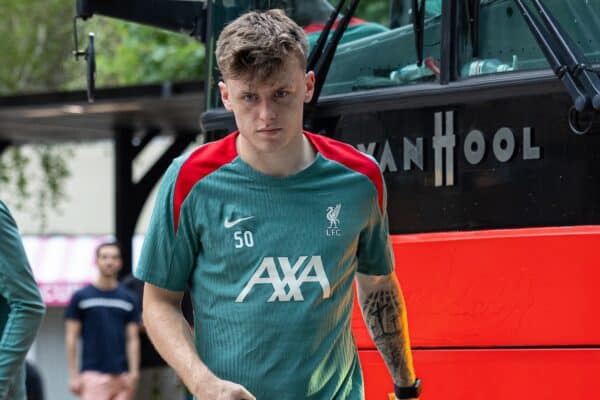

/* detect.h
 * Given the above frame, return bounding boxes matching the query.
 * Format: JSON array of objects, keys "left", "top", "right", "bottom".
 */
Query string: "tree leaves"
[
  {"left": 1, "top": 2, "right": 204, "bottom": 229},
  {"left": 1, "top": 3, "right": 205, "bottom": 94},
  {"left": 0, "top": 0, "right": 76, "bottom": 94},
  {"left": 86, "top": 17, "right": 204, "bottom": 87}
]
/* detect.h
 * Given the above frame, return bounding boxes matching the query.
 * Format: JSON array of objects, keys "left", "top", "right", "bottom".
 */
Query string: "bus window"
[
  {"left": 205, "top": 1, "right": 443, "bottom": 109},
  {"left": 314, "top": 0, "right": 442, "bottom": 96},
  {"left": 460, "top": 0, "right": 600, "bottom": 78}
]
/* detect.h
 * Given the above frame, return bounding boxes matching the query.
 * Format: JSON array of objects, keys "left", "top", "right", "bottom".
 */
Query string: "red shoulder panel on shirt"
[
  {"left": 173, "top": 132, "right": 238, "bottom": 232},
  {"left": 304, "top": 17, "right": 367, "bottom": 34},
  {"left": 306, "top": 132, "right": 384, "bottom": 212}
]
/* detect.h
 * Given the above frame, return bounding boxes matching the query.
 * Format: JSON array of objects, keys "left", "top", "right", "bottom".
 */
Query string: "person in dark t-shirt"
[{"left": 65, "top": 242, "right": 140, "bottom": 400}]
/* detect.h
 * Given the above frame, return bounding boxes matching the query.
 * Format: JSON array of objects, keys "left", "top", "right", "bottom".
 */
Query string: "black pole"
[
  {"left": 0, "top": 140, "right": 10, "bottom": 156},
  {"left": 513, "top": 0, "right": 588, "bottom": 111},
  {"left": 412, "top": 0, "right": 426, "bottom": 66},
  {"left": 114, "top": 126, "right": 198, "bottom": 278},
  {"left": 469, "top": 0, "right": 480, "bottom": 58},
  {"left": 307, "top": 0, "right": 346, "bottom": 72},
  {"left": 440, "top": 0, "right": 458, "bottom": 84},
  {"left": 114, "top": 126, "right": 136, "bottom": 278}
]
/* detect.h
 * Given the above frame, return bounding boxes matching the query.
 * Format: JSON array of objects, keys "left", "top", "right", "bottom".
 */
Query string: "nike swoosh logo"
[{"left": 224, "top": 216, "right": 255, "bottom": 228}]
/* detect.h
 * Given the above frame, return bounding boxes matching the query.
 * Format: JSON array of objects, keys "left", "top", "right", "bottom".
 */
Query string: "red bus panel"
[
  {"left": 359, "top": 348, "right": 600, "bottom": 399},
  {"left": 352, "top": 226, "right": 600, "bottom": 348}
]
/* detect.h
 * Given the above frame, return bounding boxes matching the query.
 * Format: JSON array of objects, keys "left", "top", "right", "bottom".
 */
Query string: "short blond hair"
[{"left": 215, "top": 9, "right": 309, "bottom": 81}]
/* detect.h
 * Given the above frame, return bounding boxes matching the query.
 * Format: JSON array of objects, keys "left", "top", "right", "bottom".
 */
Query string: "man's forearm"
[
  {"left": 143, "top": 289, "right": 216, "bottom": 396},
  {"left": 0, "top": 301, "right": 45, "bottom": 387},
  {"left": 65, "top": 336, "right": 79, "bottom": 378},
  {"left": 126, "top": 326, "right": 140, "bottom": 377},
  {"left": 357, "top": 273, "right": 416, "bottom": 387}
]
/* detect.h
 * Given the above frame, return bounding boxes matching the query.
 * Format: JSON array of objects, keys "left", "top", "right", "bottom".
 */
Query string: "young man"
[
  {"left": 65, "top": 242, "right": 140, "bottom": 400},
  {"left": 136, "top": 9, "right": 420, "bottom": 400},
  {"left": 0, "top": 200, "right": 46, "bottom": 400}
]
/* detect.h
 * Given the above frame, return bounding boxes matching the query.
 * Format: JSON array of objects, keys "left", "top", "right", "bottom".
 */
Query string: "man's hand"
[
  {"left": 124, "top": 372, "right": 139, "bottom": 391},
  {"left": 68, "top": 374, "right": 82, "bottom": 396},
  {"left": 143, "top": 284, "right": 255, "bottom": 400},
  {"left": 194, "top": 377, "right": 256, "bottom": 400}
]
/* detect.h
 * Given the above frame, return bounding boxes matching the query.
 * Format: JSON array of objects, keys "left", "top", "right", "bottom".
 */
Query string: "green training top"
[
  {"left": 0, "top": 201, "right": 46, "bottom": 400},
  {"left": 136, "top": 132, "right": 394, "bottom": 399}
]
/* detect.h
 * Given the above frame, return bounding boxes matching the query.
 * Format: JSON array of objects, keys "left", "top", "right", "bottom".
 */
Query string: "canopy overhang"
[{"left": 0, "top": 81, "right": 204, "bottom": 143}]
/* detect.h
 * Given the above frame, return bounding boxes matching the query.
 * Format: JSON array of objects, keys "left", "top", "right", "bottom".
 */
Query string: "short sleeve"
[
  {"left": 126, "top": 293, "right": 141, "bottom": 324},
  {"left": 356, "top": 173, "right": 395, "bottom": 275},
  {"left": 121, "top": 275, "right": 143, "bottom": 309},
  {"left": 64, "top": 291, "right": 81, "bottom": 321},
  {"left": 135, "top": 158, "right": 200, "bottom": 291}
]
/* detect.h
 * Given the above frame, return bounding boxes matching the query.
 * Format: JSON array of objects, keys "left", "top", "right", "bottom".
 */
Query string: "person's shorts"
[{"left": 80, "top": 371, "right": 133, "bottom": 400}]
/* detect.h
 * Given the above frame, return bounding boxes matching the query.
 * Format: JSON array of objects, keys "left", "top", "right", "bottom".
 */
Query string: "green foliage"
[
  {"left": 73, "top": 17, "right": 205, "bottom": 88},
  {"left": 1, "top": 2, "right": 204, "bottom": 228},
  {"left": 36, "top": 145, "right": 71, "bottom": 208},
  {"left": 356, "top": 0, "right": 391, "bottom": 25},
  {"left": 0, "top": 147, "right": 30, "bottom": 201},
  {"left": 0, "top": 145, "right": 72, "bottom": 230},
  {"left": 0, "top": 0, "right": 76, "bottom": 94},
  {"left": 0, "top": 2, "right": 205, "bottom": 94}
]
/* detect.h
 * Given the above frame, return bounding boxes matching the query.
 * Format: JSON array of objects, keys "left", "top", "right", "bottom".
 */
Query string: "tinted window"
[{"left": 459, "top": 0, "right": 600, "bottom": 78}]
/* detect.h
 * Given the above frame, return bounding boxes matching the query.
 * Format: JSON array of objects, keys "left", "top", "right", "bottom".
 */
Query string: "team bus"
[{"left": 74, "top": 1, "right": 600, "bottom": 398}]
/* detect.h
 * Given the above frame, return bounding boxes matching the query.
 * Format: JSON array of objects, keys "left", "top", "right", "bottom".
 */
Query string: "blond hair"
[{"left": 215, "top": 9, "right": 309, "bottom": 81}]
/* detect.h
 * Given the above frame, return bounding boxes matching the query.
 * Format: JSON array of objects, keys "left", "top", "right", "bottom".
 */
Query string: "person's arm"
[
  {"left": 0, "top": 202, "right": 46, "bottom": 399},
  {"left": 125, "top": 322, "right": 140, "bottom": 389},
  {"left": 143, "top": 283, "right": 255, "bottom": 400},
  {"left": 64, "top": 319, "right": 82, "bottom": 396},
  {"left": 356, "top": 271, "right": 418, "bottom": 398}
]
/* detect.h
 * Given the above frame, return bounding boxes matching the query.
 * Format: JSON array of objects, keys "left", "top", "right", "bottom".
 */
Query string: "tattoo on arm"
[
  {"left": 365, "top": 290, "right": 400, "bottom": 338},
  {"left": 362, "top": 288, "right": 414, "bottom": 385}
]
